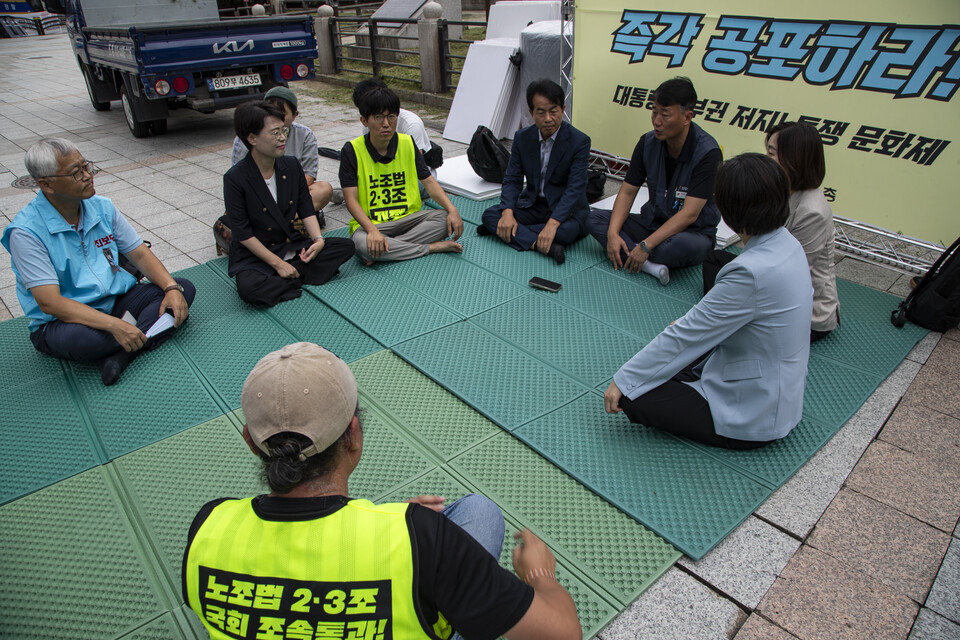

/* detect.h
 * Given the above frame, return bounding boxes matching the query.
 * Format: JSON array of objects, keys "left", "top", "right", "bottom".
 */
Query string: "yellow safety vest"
[
  {"left": 184, "top": 498, "right": 452, "bottom": 640},
  {"left": 349, "top": 133, "right": 423, "bottom": 233}
]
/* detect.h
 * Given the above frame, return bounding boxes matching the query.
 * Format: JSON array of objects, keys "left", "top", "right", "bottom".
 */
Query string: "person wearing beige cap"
[{"left": 183, "top": 342, "right": 581, "bottom": 640}]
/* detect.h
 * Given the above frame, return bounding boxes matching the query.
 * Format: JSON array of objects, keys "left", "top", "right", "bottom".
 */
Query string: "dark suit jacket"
[
  {"left": 224, "top": 154, "right": 317, "bottom": 277},
  {"left": 497, "top": 120, "right": 591, "bottom": 226}
]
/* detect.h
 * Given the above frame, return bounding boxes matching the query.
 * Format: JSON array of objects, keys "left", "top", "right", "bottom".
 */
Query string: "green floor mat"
[
  {"left": 0, "top": 468, "right": 170, "bottom": 639},
  {"left": 471, "top": 293, "right": 646, "bottom": 388},
  {"left": 564, "top": 235, "right": 608, "bottom": 267},
  {"left": 308, "top": 270, "right": 461, "bottom": 346},
  {"left": 424, "top": 195, "right": 498, "bottom": 225},
  {"left": 170, "top": 262, "right": 250, "bottom": 326},
  {"left": 0, "top": 373, "right": 101, "bottom": 505},
  {"left": 348, "top": 404, "right": 438, "bottom": 499},
  {"left": 552, "top": 267, "right": 693, "bottom": 342},
  {"left": 513, "top": 395, "right": 771, "bottom": 559},
  {"left": 687, "top": 416, "right": 838, "bottom": 489},
  {"left": 810, "top": 278, "right": 928, "bottom": 374},
  {"left": 593, "top": 260, "right": 707, "bottom": 306},
  {"left": 0, "top": 316, "right": 63, "bottom": 390},
  {"left": 458, "top": 235, "right": 591, "bottom": 285},
  {"left": 111, "top": 416, "right": 262, "bottom": 589},
  {"left": 394, "top": 322, "right": 587, "bottom": 430},
  {"left": 802, "top": 353, "right": 885, "bottom": 426},
  {"left": 350, "top": 350, "right": 501, "bottom": 460},
  {"left": 173, "top": 312, "right": 296, "bottom": 410},
  {"left": 67, "top": 346, "right": 223, "bottom": 459},
  {"left": 448, "top": 432, "right": 681, "bottom": 602},
  {"left": 378, "top": 251, "right": 529, "bottom": 317},
  {"left": 115, "top": 614, "right": 192, "bottom": 640},
  {"left": 265, "top": 293, "right": 381, "bottom": 362}
]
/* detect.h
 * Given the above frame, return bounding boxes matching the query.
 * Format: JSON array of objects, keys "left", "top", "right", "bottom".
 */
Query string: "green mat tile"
[
  {"left": 564, "top": 235, "right": 608, "bottom": 267},
  {"left": 378, "top": 251, "right": 529, "bottom": 316},
  {"left": 68, "top": 346, "right": 223, "bottom": 459},
  {"left": 394, "top": 322, "right": 587, "bottom": 430},
  {"left": 688, "top": 416, "right": 838, "bottom": 489},
  {"left": 112, "top": 416, "right": 262, "bottom": 588},
  {"left": 351, "top": 350, "right": 501, "bottom": 460},
  {"left": 554, "top": 267, "right": 694, "bottom": 342},
  {"left": 513, "top": 395, "right": 770, "bottom": 559},
  {"left": 803, "top": 353, "right": 885, "bottom": 426},
  {"left": 349, "top": 405, "right": 438, "bottom": 499},
  {"left": 0, "top": 373, "right": 101, "bottom": 505},
  {"left": 308, "top": 270, "right": 461, "bottom": 346},
  {"left": 425, "top": 195, "right": 499, "bottom": 225},
  {"left": 265, "top": 293, "right": 381, "bottom": 362},
  {"left": 174, "top": 312, "right": 295, "bottom": 409},
  {"left": 0, "top": 316, "right": 63, "bottom": 389},
  {"left": 471, "top": 293, "right": 646, "bottom": 388},
  {"left": 0, "top": 468, "right": 169, "bottom": 639},
  {"left": 810, "top": 278, "right": 927, "bottom": 374},
  {"left": 449, "top": 432, "right": 680, "bottom": 601},
  {"left": 377, "top": 466, "right": 474, "bottom": 504},
  {"left": 593, "top": 260, "right": 706, "bottom": 306},
  {"left": 170, "top": 262, "right": 249, "bottom": 324},
  {"left": 499, "top": 515, "right": 621, "bottom": 638},
  {"left": 323, "top": 225, "right": 351, "bottom": 238},
  {"left": 116, "top": 614, "right": 191, "bottom": 640},
  {"left": 458, "top": 235, "right": 591, "bottom": 286}
]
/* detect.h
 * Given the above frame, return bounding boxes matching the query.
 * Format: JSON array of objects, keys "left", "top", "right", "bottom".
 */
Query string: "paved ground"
[{"left": 1, "top": 34, "right": 958, "bottom": 639}]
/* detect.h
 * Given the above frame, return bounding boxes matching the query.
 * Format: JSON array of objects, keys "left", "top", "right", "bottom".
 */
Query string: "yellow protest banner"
[{"left": 572, "top": 0, "right": 960, "bottom": 245}]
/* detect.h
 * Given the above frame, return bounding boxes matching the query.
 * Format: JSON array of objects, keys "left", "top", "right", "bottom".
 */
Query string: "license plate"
[{"left": 207, "top": 73, "right": 261, "bottom": 91}]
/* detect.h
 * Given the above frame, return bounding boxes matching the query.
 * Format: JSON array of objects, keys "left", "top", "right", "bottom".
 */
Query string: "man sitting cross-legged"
[
  {"left": 339, "top": 85, "right": 463, "bottom": 264},
  {"left": 479, "top": 79, "right": 591, "bottom": 265}
]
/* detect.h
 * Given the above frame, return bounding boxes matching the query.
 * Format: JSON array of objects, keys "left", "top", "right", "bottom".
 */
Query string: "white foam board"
[
  {"left": 590, "top": 191, "right": 740, "bottom": 248},
  {"left": 487, "top": 1, "right": 561, "bottom": 40},
  {"left": 443, "top": 40, "right": 519, "bottom": 144},
  {"left": 436, "top": 154, "right": 502, "bottom": 201}
]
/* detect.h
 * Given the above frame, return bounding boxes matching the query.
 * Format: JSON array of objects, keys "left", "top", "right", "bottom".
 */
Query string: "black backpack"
[
  {"left": 891, "top": 235, "right": 960, "bottom": 332},
  {"left": 467, "top": 125, "right": 509, "bottom": 184}
]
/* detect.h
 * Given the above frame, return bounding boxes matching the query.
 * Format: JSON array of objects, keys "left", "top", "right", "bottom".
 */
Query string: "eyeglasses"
[
  {"left": 44, "top": 161, "right": 100, "bottom": 182},
  {"left": 266, "top": 127, "right": 290, "bottom": 139},
  {"left": 369, "top": 113, "right": 398, "bottom": 124}
]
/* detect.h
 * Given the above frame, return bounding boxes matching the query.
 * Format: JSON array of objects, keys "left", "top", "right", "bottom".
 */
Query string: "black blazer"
[
  {"left": 224, "top": 154, "right": 316, "bottom": 276},
  {"left": 497, "top": 120, "right": 591, "bottom": 227}
]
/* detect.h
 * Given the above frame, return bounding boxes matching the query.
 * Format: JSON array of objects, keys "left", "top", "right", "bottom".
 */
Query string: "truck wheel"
[
  {"left": 82, "top": 65, "right": 110, "bottom": 112},
  {"left": 151, "top": 119, "right": 167, "bottom": 135},
  {"left": 121, "top": 85, "right": 151, "bottom": 138}
]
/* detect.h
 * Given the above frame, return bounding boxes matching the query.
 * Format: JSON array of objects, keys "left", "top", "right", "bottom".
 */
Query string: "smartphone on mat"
[{"left": 529, "top": 277, "right": 562, "bottom": 293}]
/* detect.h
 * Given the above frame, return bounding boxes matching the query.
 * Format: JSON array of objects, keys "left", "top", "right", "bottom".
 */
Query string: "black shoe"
[
  {"left": 316, "top": 210, "right": 326, "bottom": 229},
  {"left": 476, "top": 224, "right": 492, "bottom": 236},
  {"left": 549, "top": 243, "right": 566, "bottom": 265},
  {"left": 99, "top": 350, "right": 137, "bottom": 386}
]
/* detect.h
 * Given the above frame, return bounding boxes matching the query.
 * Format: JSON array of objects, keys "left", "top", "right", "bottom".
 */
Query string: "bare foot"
[{"left": 428, "top": 240, "right": 463, "bottom": 254}]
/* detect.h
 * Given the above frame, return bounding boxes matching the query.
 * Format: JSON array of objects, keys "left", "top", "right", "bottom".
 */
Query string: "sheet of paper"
[{"left": 145, "top": 313, "right": 175, "bottom": 339}]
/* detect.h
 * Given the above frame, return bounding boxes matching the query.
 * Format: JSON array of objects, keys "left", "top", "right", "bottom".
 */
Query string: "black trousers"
[
  {"left": 618, "top": 361, "right": 773, "bottom": 450},
  {"left": 235, "top": 238, "right": 355, "bottom": 307}
]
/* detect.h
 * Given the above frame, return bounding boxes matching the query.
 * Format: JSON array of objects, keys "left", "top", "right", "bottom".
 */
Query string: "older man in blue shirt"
[{"left": 1, "top": 138, "right": 195, "bottom": 385}]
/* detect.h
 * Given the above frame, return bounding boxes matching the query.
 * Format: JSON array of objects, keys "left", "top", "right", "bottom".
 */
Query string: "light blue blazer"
[{"left": 613, "top": 227, "right": 814, "bottom": 441}]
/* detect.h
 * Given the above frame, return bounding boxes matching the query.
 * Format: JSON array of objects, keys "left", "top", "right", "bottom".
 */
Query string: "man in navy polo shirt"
[{"left": 587, "top": 77, "right": 722, "bottom": 285}]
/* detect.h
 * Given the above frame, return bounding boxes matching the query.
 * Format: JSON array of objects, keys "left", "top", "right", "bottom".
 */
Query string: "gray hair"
[{"left": 24, "top": 138, "right": 80, "bottom": 181}]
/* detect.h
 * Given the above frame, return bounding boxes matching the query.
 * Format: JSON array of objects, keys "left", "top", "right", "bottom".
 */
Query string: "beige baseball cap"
[{"left": 242, "top": 343, "right": 357, "bottom": 459}]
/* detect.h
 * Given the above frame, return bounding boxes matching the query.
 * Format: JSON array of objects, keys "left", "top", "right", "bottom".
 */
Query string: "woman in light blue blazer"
[{"left": 604, "top": 153, "right": 813, "bottom": 449}]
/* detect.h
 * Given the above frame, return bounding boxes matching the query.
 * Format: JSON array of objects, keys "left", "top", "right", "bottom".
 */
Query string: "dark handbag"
[
  {"left": 892, "top": 235, "right": 960, "bottom": 332},
  {"left": 467, "top": 125, "right": 510, "bottom": 184},
  {"left": 585, "top": 169, "right": 606, "bottom": 204},
  {"left": 213, "top": 215, "right": 232, "bottom": 256},
  {"left": 118, "top": 240, "right": 152, "bottom": 281}
]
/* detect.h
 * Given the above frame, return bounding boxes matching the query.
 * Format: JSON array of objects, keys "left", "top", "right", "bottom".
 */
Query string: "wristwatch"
[
  {"left": 638, "top": 241, "right": 651, "bottom": 254},
  {"left": 164, "top": 283, "right": 184, "bottom": 294}
]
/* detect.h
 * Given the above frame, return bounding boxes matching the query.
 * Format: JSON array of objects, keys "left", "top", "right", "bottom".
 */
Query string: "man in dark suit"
[
  {"left": 479, "top": 79, "right": 591, "bottom": 264},
  {"left": 224, "top": 101, "right": 354, "bottom": 307}
]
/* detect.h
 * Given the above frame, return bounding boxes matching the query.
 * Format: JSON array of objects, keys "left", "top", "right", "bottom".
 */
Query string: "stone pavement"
[{"left": 1, "top": 34, "right": 957, "bottom": 640}]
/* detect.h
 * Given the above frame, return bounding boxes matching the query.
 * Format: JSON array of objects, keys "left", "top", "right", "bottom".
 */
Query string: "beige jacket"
[{"left": 787, "top": 189, "right": 839, "bottom": 332}]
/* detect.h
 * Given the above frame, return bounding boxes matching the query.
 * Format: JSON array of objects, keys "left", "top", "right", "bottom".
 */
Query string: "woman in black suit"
[{"left": 224, "top": 101, "right": 354, "bottom": 306}]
